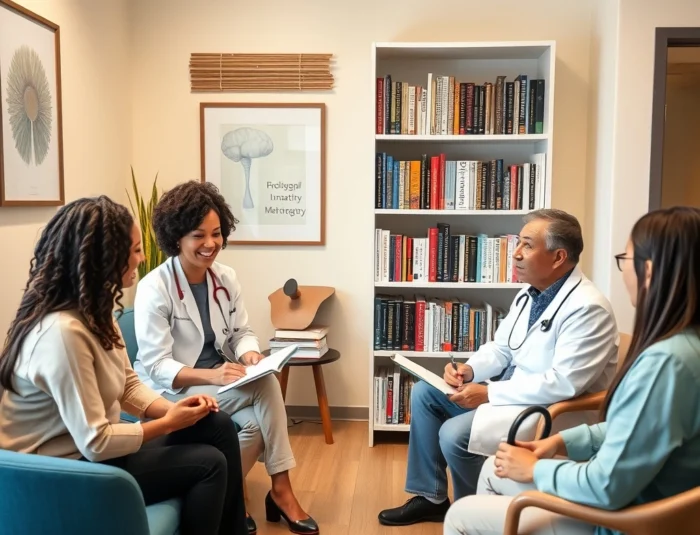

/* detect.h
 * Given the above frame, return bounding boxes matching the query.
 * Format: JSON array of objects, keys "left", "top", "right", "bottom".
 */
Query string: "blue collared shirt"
[
  {"left": 499, "top": 269, "right": 573, "bottom": 381},
  {"left": 526, "top": 269, "right": 573, "bottom": 330}
]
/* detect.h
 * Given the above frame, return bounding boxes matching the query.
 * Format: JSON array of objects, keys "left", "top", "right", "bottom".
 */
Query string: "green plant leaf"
[{"left": 127, "top": 167, "right": 165, "bottom": 279}]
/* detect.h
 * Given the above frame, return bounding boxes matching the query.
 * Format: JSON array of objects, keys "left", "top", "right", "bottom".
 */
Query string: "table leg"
[
  {"left": 279, "top": 366, "right": 290, "bottom": 401},
  {"left": 312, "top": 364, "right": 333, "bottom": 444}
]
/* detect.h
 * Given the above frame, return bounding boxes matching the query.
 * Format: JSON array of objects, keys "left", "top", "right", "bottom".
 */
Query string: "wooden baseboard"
[{"left": 285, "top": 405, "right": 368, "bottom": 421}]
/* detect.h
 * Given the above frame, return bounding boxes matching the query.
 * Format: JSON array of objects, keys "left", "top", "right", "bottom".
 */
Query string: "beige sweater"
[{"left": 0, "top": 310, "right": 161, "bottom": 462}]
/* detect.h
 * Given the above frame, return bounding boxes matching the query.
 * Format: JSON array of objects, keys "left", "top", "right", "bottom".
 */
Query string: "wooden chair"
[
  {"left": 506, "top": 331, "right": 700, "bottom": 534},
  {"left": 535, "top": 332, "right": 632, "bottom": 439},
  {"left": 504, "top": 487, "right": 700, "bottom": 535}
]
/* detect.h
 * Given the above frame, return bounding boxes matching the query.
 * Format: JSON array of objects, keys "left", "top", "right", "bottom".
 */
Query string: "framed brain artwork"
[
  {"left": 0, "top": 0, "right": 64, "bottom": 207},
  {"left": 200, "top": 102, "right": 326, "bottom": 246}
]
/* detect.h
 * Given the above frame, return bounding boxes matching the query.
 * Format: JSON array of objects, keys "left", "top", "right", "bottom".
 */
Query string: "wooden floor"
[{"left": 245, "top": 420, "right": 445, "bottom": 535}]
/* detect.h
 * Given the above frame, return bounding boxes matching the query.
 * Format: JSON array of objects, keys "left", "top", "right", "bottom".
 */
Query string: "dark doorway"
[{"left": 649, "top": 28, "right": 700, "bottom": 211}]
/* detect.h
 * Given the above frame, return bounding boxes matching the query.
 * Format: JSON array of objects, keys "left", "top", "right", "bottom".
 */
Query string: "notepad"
[
  {"left": 390, "top": 353, "right": 457, "bottom": 395},
  {"left": 217, "top": 344, "right": 299, "bottom": 393}
]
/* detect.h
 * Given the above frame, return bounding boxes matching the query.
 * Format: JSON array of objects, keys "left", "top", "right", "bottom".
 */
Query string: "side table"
[{"left": 263, "top": 348, "right": 340, "bottom": 444}]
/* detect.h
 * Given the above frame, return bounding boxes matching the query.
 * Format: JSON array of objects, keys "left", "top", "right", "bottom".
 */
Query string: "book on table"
[
  {"left": 268, "top": 325, "right": 330, "bottom": 359},
  {"left": 218, "top": 344, "right": 299, "bottom": 393}
]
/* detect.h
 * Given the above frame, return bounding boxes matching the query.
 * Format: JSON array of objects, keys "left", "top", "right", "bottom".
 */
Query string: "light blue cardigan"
[{"left": 533, "top": 328, "right": 700, "bottom": 535}]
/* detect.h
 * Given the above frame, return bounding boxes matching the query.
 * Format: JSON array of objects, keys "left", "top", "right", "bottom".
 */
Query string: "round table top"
[{"left": 262, "top": 348, "right": 340, "bottom": 367}]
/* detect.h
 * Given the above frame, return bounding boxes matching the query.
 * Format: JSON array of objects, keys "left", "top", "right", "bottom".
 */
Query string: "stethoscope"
[
  {"left": 507, "top": 277, "right": 583, "bottom": 351},
  {"left": 171, "top": 257, "right": 234, "bottom": 338}
]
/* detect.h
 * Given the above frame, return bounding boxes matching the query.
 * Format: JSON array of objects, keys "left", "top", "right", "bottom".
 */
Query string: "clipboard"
[{"left": 390, "top": 353, "right": 457, "bottom": 395}]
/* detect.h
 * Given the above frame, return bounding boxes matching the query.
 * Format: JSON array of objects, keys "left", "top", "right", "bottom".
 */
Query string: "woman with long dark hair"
[
  {"left": 0, "top": 196, "right": 247, "bottom": 535},
  {"left": 444, "top": 206, "right": 700, "bottom": 535}
]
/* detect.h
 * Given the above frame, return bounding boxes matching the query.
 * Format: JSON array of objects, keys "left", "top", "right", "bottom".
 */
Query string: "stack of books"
[{"left": 269, "top": 325, "right": 330, "bottom": 359}]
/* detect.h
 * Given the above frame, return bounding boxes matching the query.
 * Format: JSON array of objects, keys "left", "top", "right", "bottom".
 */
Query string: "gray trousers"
[
  {"left": 443, "top": 456, "right": 595, "bottom": 535},
  {"left": 163, "top": 374, "right": 295, "bottom": 477}
]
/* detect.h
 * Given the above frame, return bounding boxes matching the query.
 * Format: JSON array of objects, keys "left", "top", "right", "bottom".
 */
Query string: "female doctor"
[{"left": 133, "top": 180, "right": 318, "bottom": 535}]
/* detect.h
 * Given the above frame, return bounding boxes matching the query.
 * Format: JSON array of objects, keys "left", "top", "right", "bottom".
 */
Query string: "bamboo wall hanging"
[{"left": 189, "top": 53, "right": 334, "bottom": 92}]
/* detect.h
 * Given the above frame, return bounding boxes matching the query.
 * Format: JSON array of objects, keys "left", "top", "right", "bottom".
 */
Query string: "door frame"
[{"left": 648, "top": 28, "right": 700, "bottom": 211}]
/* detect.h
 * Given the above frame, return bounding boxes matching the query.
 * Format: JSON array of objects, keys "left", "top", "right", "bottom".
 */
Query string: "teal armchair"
[
  {"left": 0, "top": 308, "right": 182, "bottom": 535},
  {"left": 0, "top": 449, "right": 180, "bottom": 535},
  {"left": 117, "top": 308, "right": 140, "bottom": 423}
]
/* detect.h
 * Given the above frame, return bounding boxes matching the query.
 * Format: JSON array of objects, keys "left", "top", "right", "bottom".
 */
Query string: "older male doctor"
[{"left": 378, "top": 209, "right": 619, "bottom": 527}]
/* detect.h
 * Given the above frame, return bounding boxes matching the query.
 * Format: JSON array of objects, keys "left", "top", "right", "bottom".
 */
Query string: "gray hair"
[{"left": 523, "top": 209, "right": 583, "bottom": 263}]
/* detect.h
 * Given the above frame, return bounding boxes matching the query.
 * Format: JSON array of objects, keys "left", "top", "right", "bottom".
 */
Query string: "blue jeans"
[{"left": 405, "top": 380, "right": 486, "bottom": 501}]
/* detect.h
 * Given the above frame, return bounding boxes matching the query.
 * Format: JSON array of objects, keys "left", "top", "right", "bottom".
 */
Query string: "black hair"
[
  {"left": 602, "top": 206, "right": 700, "bottom": 419},
  {"left": 152, "top": 180, "right": 238, "bottom": 257}
]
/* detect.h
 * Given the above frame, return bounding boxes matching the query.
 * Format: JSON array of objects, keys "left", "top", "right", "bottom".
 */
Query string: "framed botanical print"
[
  {"left": 200, "top": 102, "right": 325, "bottom": 246},
  {"left": 0, "top": 0, "right": 64, "bottom": 206}
]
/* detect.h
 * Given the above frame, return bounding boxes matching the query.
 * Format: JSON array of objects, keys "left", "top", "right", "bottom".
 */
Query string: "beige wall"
[
  {"left": 10, "top": 0, "right": 698, "bottom": 410},
  {"left": 128, "top": 0, "right": 597, "bottom": 410},
  {"left": 0, "top": 0, "right": 131, "bottom": 340},
  {"left": 585, "top": 0, "right": 620, "bottom": 300},
  {"left": 607, "top": 0, "right": 700, "bottom": 334},
  {"left": 661, "top": 68, "right": 700, "bottom": 207}
]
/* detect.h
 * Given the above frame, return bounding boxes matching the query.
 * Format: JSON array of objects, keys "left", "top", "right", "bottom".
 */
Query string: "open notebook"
[
  {"left": 390, "top": 353, "right": 457, "bottom": 395},
  {"left": 218, "top": 344, "right": 299, "bottom": 393}
]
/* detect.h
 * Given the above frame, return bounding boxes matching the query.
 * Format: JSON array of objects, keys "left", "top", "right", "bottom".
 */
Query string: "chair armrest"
[
  {"left": 0, "top": 450, "right": 150, "bottom": 535},
  {"left": 504, "top": 488, "right": 700, "bottom": 535},
  {"left": 535, "top": 391, "right": 605, "bottom": 439}
]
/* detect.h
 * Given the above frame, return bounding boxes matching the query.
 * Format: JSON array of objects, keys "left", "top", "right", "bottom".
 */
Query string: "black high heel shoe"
[
  {"left": 265, "top": 491, "right": 319, "bottom": 534},
  {"left": 246, "top": 512, "right": 257, "bottom": 534}
]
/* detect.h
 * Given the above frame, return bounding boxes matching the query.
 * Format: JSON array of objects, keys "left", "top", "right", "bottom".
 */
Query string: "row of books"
[
  {"left": 375, "top": 226, "right": 521, "bottom": 284},
  {"left": 374, "top": 295, "right": 505, "bottom": 352},
  {"left": 376, "top": 74, "right": 546, "bottom": 136},
  {"left": 375, "top": 152, "right": 546, "bottom": 211},
  {"left": 268, "top": 325, "right": 329, "bottom": 359},
  {"left": 374, "top": 366, "right": 414, "bottom": 425}
]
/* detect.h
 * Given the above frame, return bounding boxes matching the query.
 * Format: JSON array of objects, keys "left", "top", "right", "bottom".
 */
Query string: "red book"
[
  {"left": 376, "top": 78, "right": 384, "bottom": 135},
  {"left": 428, "top": 227, "right": 438, "bottom": 282},
  {"left": 415, "top": 296, "right": 426, "bottom": 352}
]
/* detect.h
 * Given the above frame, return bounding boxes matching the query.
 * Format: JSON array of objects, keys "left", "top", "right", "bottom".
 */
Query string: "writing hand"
[
  {"left": 444, "top": 362, "right": 473, "bottom": 388},
  {"left": 448, "top": 383, "right": 488, "bottom": 409}
]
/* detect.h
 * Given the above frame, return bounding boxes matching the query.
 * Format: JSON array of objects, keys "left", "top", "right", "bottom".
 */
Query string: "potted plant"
[{"left": 126, "top": 166, "right": 166, "bottom": 279}]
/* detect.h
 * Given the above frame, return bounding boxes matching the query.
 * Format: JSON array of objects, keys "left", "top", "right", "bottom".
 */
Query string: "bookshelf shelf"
[
  {"left": 369, "top": 40, "right": 555, "bottom": 446},
  {"left": 375, "top": 209, "right": 531, "bottom": 216},
  {"left": 374, "top": 350, "right": 473, "bottom": 359},
  {"left": 376, "top": 134, "right": 548, "bottom": 143},
  {"left": 374, "top": 424, "right": 410, "bottom": 432},
  {"left": 375, "top": 282, "right": 527, "bottom": 289}
]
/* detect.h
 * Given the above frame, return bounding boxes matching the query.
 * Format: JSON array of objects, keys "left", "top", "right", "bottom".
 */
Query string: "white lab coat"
[
  {"left": 132, "top": 256, "right": 260, "bottom": 395},
  {"left": 466, "top": 265, "right": 619, "bottom": 456}
]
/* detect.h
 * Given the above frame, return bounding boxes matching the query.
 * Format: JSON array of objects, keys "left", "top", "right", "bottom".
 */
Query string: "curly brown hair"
[
  {"left": 152, "top": 180, "right": 238, "bottom": 257},
  {"left": 0, "top": 196, "right": 134, "bottom": 393}
]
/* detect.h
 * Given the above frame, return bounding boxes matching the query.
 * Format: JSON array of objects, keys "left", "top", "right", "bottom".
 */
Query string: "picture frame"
[
  {"left": 200, "top": 102, "right": 325, "bottom": 246},
  {"left": 0, "top": 0, "right": 64, "bottom": 207}
]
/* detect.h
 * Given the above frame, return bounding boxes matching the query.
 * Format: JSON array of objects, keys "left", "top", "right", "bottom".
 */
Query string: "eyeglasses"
[{"left": 614, "top": 253, "right": 633, "bottom": 271}]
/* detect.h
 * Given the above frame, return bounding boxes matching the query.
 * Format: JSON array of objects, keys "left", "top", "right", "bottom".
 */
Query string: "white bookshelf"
[{"left": 369, "top": 41, "right": 555, "bottom": 446}]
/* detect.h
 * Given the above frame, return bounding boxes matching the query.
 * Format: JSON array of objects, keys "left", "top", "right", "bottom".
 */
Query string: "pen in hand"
[{"left": 450, "top": 354, "right": 464, "bottom": 387}]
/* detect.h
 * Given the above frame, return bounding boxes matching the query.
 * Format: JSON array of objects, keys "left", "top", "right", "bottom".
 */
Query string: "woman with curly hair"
[
  {"left": 133, "top": 180, "right": 318, "bottom": 535},
  {"left": 0, "top": 196, "right": 248, "bottom": 535}
]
